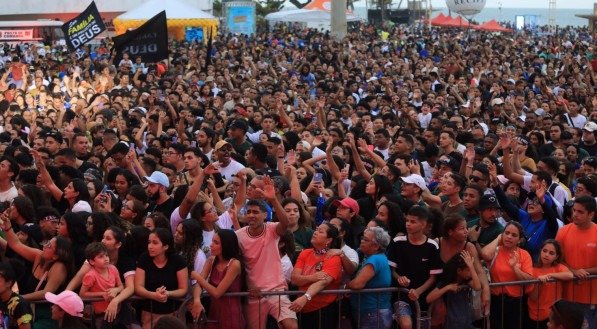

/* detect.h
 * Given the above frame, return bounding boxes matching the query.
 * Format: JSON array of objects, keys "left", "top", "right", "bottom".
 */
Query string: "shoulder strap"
[
  {"left": 548, "top": 182, "right": 558, "bottom": 196},
  {"left": 206, "top": 257, "right": 217, "bottom": 282}
]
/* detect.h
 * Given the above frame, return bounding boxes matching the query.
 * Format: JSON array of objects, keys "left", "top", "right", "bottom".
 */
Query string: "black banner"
[
  {"left": 62, "top": 2, "right": 106, "bottom": 51},
  {"left": 112, "top": 11, "right": 168, "bottom": 64}
]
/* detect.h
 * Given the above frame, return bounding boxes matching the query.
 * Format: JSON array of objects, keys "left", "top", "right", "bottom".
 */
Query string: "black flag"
[
  {"left": 62, "top": 1, "right": 106, "bottom": 51},
  {"left": 204, "top": 30, "right": 213, "bottom": 72},
  {"left": 112, "top": 11, "right": 168, "bottom": 64}
]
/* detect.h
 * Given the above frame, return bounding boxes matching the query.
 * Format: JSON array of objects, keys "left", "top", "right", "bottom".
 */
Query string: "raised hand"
[{"left": 262, "top": 176, "right": 276, "bottom": 200}]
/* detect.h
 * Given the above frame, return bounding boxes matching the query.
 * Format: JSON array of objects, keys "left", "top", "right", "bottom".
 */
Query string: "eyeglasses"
[{"left": 528, "top": 198, "right": 540, "bottom": 205}]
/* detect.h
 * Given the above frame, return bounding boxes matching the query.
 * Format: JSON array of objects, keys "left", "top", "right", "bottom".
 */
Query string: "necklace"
[{"left": 314, "top": 248, "right": 329, "bottom": 255}]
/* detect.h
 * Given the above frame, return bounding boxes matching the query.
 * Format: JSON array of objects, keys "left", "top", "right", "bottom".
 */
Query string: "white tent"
[
  {"left": 113, "top": 0, "right": 218, "bottom": 39},
  {"left": 265, "top": 9, "right": 360, "bottom": 24},
  {"left": 115, "top": 0, "right": 215, "bottom": 20}
]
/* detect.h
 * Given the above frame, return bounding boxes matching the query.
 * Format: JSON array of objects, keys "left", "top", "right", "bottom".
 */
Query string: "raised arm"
[
  {"left": 32, "top": 149, "right": 63, "bottom": 202},
  {"left": 0, "top": 219, "right": 42, "bottom": 264},
  {"left": 260, "top": 176, "right": 289, "bottom": 236}
]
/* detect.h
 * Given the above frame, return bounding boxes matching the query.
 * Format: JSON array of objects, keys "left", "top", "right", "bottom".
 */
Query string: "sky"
[{"left": 349, "top": 0, "right": 594, "bottom": 10}]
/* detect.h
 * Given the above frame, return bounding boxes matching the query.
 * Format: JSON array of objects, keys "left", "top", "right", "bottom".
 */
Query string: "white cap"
[{"left": 401, "top": 174, "right": 427, "bottom": 190}]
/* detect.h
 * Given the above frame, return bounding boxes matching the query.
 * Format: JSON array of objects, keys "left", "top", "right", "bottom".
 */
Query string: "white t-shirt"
[
  {"left": 0, "top": 185, "right": 18, "bottom": 203},
  {"left": 219, "top": 160, "right": 245, "bottom": 181},
  {"left": 280, "top": 254, "right": 293, "bottom": 284}
]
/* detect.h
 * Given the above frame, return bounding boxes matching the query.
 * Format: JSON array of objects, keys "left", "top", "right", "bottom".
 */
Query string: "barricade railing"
[{"left": 28, "top": 276, "right": 595, "bottom": 329}]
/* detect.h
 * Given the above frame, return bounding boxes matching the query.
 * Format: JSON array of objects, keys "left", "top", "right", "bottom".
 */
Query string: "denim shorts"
[
  {"left": 358, "top": 308, "right": 393, "bottom": 329},
  {"left": 394, "top": 301, "right": 413, "bottom": 318}
]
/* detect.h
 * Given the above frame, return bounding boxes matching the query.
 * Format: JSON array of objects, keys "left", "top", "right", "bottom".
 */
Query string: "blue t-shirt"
[{"left": 350, "top": 253, "right": 392, "bottom": 313}]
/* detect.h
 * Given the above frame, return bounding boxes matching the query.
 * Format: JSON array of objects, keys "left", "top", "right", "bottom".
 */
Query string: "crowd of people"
[{"left": 0, "top": 19, "right": 593, "bottom": 329}]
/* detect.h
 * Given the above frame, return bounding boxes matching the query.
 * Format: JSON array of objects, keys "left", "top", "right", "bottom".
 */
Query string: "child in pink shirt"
[{"left": 80, "top": 242, "right": 123, "bottom": 328}]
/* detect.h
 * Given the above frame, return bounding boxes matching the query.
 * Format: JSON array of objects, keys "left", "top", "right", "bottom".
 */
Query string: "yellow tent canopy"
[{"left": 113, "top": 0, "right": 218, "bottom": 40}]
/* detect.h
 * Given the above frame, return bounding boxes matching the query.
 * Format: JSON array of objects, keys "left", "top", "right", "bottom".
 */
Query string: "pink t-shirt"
[
  {"left": 82, "top": 265, "right": 122, "bottom": 314},
  {"left": 236, "top": 222, "right": 286, "bottom": 291}
]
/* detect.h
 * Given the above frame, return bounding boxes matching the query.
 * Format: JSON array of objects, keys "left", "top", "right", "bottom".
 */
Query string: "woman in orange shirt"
[
  {"left": 481, "top": 221, "right": 533, "bottom": 329},
  {"left": 527, "top": 239, "right": 573, "bottom": 329},
  {"left": 289, "top": 223, "right": 343, "bottom": 329}
]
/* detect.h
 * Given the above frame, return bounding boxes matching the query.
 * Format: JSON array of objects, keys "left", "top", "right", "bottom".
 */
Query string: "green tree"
[{"left": 253, "top": 0, "right": 285, "bottom": 17}]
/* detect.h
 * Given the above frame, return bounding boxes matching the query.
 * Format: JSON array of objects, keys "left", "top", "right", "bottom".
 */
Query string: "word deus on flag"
[
  {"left": 113, "top": 11, "right": 168, "bottom": 64},
  {"left": 62, "top": 2, "right": 106, "bottom": 50}
]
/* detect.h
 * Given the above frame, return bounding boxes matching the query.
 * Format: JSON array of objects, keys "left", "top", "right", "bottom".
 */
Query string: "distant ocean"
[{"left": 351, "top": 7, "right": 594, "bottom": 27}]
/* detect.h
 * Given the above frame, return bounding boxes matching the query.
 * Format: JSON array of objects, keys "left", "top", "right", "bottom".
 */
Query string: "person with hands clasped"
[
  {"left": 134, "top": 228, "right": 188, "bottom": 329},
  {"left": 426, "top": 250, "right": 482, "bottom": 329},
  {"left": 289, "top": 223, "right": 343, "bottom": 329},
  {"left": 386, "top": 206, "right": 443, "bottom": 329},
  {"left": 481, "top": 221, "right": 533, "bottom": 329}
]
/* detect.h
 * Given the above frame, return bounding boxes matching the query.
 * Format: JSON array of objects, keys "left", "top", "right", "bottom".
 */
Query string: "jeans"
[{"left": 357, "top": 308, "right": 393, "bottom": 329}]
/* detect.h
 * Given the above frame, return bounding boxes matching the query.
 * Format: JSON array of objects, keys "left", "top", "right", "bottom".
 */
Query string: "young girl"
[
  {"left": 426, "top": 250, "right": 481, "bottom": 329},
  {"left": 527, "top": 239, "right": 573, "bottom": 329},
  {"left": 79, "top": 242, "right": 124, "bottom": 329}
]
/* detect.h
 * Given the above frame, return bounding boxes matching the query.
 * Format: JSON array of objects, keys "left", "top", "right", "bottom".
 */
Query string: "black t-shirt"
[
  {"left": 579, "top": 141, "right": 597, "bottom": 157},
  {"left": 116, "top": 252, "right": 136, "bottom": 283},
  {"left": 386, "top": 235, "right": 442, "bottom": 310},
  {"left": 136, "top": 252, "right": 187, "bottom": 314},
  {"left": 0, "top": 292, "right": 33, "bottom": 329},
  {"left": 149, "top": 197, "right": 175, "bottom": 219}
]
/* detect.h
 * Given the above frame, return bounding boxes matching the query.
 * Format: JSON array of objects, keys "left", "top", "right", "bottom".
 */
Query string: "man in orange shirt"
[{"left": 555, "top": 196, "right": 597, "bottom": 329}]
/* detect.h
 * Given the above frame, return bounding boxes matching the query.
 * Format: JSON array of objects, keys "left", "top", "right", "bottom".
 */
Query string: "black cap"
[
  {"left": 479, "top": 195, "right": 500, "bottom": 210},
  {"left": 229, "top": 119, "right": 248, "bottom": 132},
  {"left": 16, "top": 223, "right": 43, "bottom": 245}
]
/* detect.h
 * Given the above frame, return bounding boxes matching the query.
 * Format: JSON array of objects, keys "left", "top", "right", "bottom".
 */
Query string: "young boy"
[
  {"left": 80, "top": 242, "right": 123, "bottom": 328},
  {"left": 0, "top": 261, "right": 32, "bottom": 329},
  {"left": 386, "top": 206, "right": 442, "bottom": 329}
]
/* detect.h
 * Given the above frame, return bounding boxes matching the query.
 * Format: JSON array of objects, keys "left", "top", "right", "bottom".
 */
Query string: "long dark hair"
[
  {"left": 41, "top": 236, "right": 74, "bottom": 280},
  {"left": 70, "top": 178, "right": 91, "bottom": 203},
  {"left": 88, "top": 212, "right": 115, "bottom": 242},
  {"left": 216, "top": 229, "right": 241, "bottom": 261},
  {"left": 176, "top": 220, "right": 203, "bottom": 271},
  {"left": 439, "top": 253, "right": 470, "bottom": 286}
]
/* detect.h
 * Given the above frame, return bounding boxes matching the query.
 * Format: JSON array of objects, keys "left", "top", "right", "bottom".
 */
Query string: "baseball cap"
[
  {"left": 214, "top": 140, "right": 232, "bottom": 151},
  {"left": 437, "top": 156, "right": 460, "bottom": 172},
  {"left": 45, "top": 291, "right": 84, "bottom": 317},
  {"left": 490, "top": 98, "right": 504, "bottom": 106},
  {"left": 583, "top": 121, "right": 597, "bottom": 133},
  {"left": 333, "top": 197, "right": 360, "bottom": 214},
  {"left": 229, "top": 119, "right": 248, "bottom": 132},
  {"left": 72, "top": 200, "right": 92, "bottom": 213},
  {"left": 506, "top": 79, "right": 516, "bottom": 84},
  {"left": 478, "top": 195, "right": 500, "bottom": 210},
  {"left": 400, "top": 174, "right": 427, "bottom": 190},
  {"left": 16, "top": 223, "right": 43, "bottom": 245},
  {"left": 144, "top": 171, "right": 169, "bottom": 188}
]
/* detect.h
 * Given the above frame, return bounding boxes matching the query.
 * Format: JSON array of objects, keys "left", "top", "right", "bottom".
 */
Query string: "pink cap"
[
  {"left": 334, "top": 197, "right": 360, "bottom": 214},
  {"left": 45, "top": 291, "right": 84, "bottom": 317}
]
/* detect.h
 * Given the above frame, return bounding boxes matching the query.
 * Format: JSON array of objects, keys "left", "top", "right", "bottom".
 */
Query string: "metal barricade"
[{"left": 28, "top": 275, "right": 595, "bottom": 329}]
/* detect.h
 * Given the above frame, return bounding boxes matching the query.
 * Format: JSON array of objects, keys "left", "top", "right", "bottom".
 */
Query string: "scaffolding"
[{"left": 548, "top": 0, "right": 556, "bottom": 29}]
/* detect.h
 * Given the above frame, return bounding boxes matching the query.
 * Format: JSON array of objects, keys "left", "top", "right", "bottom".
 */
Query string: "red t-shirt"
[{"left": 294, "top": 249, "right": 342, "bottom": 313}]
